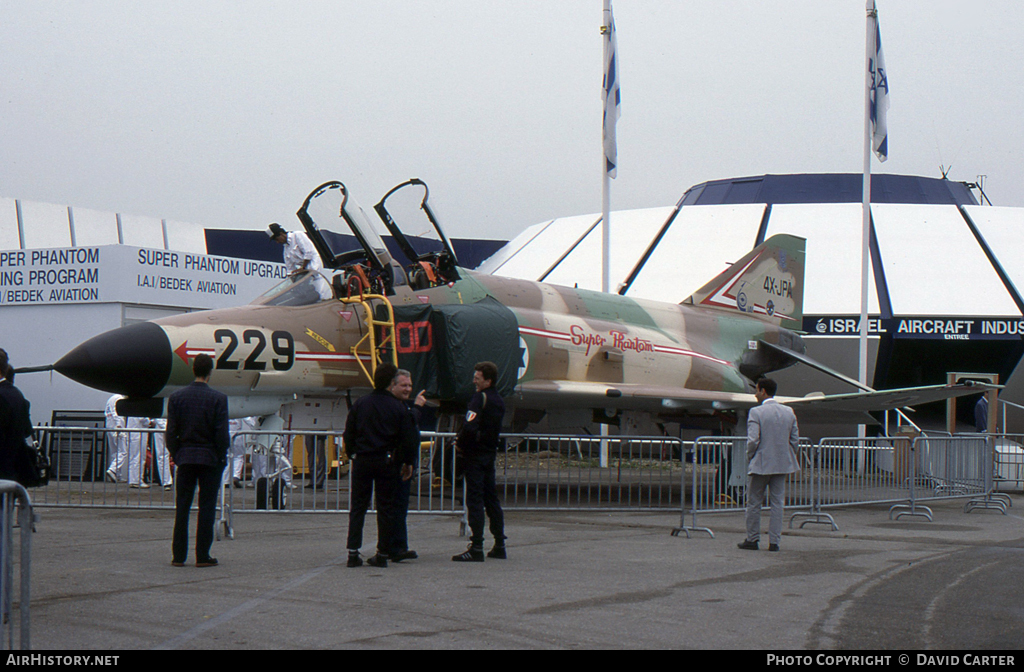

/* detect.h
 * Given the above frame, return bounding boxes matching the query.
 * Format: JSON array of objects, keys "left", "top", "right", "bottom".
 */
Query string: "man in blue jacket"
[
  {"left": 166, "top": 354, "right": 229, "bottom": 567},
  {"left": 452, "top": 361, "right": 507, "bottom": 563}
]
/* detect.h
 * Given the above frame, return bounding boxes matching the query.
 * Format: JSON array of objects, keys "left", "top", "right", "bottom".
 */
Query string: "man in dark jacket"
[
  {"left": 166, "top": 354, "right": 229, "bottom": 567},
  {"left": 0, "top": 349, "right": 33, "bottom": 484},
  {"left": 387, "top": 369, "right": 426, "bottom": 562},
  {"left": 452, "top": 361, "right": 506, "bottom": 562},
  {"left": 343, "top": 362, "right": 420, "bottom": 568}
]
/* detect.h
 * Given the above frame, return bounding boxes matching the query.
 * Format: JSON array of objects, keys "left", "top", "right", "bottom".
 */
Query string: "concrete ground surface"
[{"left": 19, "top": 497, "right": 1024, "bottom": 650}]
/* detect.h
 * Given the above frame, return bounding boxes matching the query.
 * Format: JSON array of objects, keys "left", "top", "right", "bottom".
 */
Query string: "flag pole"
[
  {"left": 859, "top": 0, "right": 881, "bottom": 463},
  {"left": 602, "top": 181, "right": 611, "bottom": 293},
  {"left": 602, "top": 169, "right": 611, "bottom": 294},
  {"left": 860, "top": 0, "right": 875, "bottom": 399},
  {"left": 600, "top": 0, "right": 616, "bottom": 468},
  {"left": 601, "top": 0, "right": 613, "bottom": 295}
]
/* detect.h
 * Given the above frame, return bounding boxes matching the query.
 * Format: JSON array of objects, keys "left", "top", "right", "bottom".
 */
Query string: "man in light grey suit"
[{"left": 738, "top": 378, "right": 801, "bottom": 552}]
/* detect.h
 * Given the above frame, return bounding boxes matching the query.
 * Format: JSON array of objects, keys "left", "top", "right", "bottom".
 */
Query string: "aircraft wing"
[
  {"left": 515, "top": 380, "right": 998, "bottom": 424},
  {"left": 515, "top": 380, "right": 758, "bottom": 414},
  {"left": 779, "top": 383, "right": 999, "bottom": 424}
]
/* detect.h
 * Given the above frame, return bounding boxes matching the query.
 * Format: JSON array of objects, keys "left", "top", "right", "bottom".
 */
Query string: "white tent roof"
[
  {"left": 0, "top": 199, "right": 19, "bottom": 250},
  {"left": 479, "top": 213, "right": 600, "bottom": 280},
  {"left": 481, "top": 199, "right": 1024, "bottom": 319},
  {"left": 543, "top": 207, "right": 674, "bottom": 292},
  {"left": 628, "top": 204, "right": 764, "bottom": 304},
  {"left": 0, "top": 197, "right": 208, "bottom": 253},
  {"left": 963, "top": 205, "right": 1024, "bottom": 305},
  {"left": 872, "top": 204, "right": 1018, "bottom": 316},
  {"left": 764, "top": 203, "right": 880, "bottom": 315}
]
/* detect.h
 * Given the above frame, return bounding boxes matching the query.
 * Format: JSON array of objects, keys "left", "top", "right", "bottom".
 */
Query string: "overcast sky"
[{"left": 1, "top": 1, "right": 1021, "bottom": 243}]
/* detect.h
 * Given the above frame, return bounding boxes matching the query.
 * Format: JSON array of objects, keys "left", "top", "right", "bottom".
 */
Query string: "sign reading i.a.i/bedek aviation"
[{"left": 0, "top": 245, "right": 288, "bottom": 310}]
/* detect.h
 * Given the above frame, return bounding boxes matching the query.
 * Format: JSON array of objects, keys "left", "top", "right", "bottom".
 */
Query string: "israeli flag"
[
  {"left": 602, "top": 5, "right": 621, "bottom": 178},
  {"left": 869, "top": 18, "right": 889, "bottom": 162}
]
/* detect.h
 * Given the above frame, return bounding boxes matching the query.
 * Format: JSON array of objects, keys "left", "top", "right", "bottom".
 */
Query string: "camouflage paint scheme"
[{"left": 128, "top": 234, "right": 802, "bottom": 418}]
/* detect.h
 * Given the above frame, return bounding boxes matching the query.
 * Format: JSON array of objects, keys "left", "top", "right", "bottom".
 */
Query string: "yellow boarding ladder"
[{"left": 339, "top": 294, "right": 398, "bottom": 386}]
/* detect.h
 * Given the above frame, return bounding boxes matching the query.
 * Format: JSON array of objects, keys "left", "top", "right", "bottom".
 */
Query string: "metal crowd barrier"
[
  {"left": 497, "top": 434, "right": 684, "bottom": 510},
  {"left": 815, "top": 437, "right": 915, "bottom": 508},
  {"left": 674, "top": 434, "right": 1010, "bottom": 537},
  {"left": 989, "top": 433, "right": 1024, "bottom": 493},
  {"left": 809, "top": 436, "right": 936, "bottom": 522},
  {"left": 33, "top": 425, "right": 1014, "bottom": 533},
  {"left": 31, "top": 427, "right": 685, "bottom": 514},
  {"left": 887, "top": 435, "right": 1008, "bottom": 519},
  {"left": 33, "top": 427, "right": 177, "bottom": 509},
  {"left": 672, "top": 436, "right": 816, "bottom": 538},
  {"left": 29, "top": 426, "right": 462, "bottom": 515},
  {"left": 0, "top": 481, "right": 33, "bottom": 650},
  {"left": 216, "top": 429, "right": 466, "bottom": 518}
]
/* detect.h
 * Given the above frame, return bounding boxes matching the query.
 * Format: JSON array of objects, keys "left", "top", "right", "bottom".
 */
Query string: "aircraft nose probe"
[{"left": 54, "top": 322, "right": 174, "bottom": 398}]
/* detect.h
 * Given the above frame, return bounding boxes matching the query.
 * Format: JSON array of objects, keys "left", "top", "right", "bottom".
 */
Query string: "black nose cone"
[{"left": 55, "top": 322, "right": 173, "bottom": 398}]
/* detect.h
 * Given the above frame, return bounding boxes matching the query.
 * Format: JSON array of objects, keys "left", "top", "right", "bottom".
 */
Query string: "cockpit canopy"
[
  {"left": 251, "top": 271, "right": 332, "bottom": 307},
  {"left": 296, "top": 179, "right": 460, "bottom": 296}
]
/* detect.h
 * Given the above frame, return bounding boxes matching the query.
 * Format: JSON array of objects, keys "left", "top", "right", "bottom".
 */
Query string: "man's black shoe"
[
  {"left": 366, "top": 553, "right": 389, "bottom": 568},
  {"left": 737, "top": 540, "right": 759, "bottom": 551},
  {"left": 487, "top": 545, "right": 507, "bottom": 559},
  {"left": 768, "top": 543, "right": 780, "bottom": 552},
  {"left": 196, "top": 557, "right": 218, "bottom": 568},
  {"left": 452, "top": 545, "right": 484, "bottom": 562},
  {"left": 391, "top": 550, "right": 418, "bottom": 562},
  {"left": 347, "top": 553, "right": 363, "bottom": 568}
]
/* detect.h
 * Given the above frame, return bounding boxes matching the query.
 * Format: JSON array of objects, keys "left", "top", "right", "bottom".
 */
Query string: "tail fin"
[{"left": 683, "top": 234, "right": 805, "bottom": 330}]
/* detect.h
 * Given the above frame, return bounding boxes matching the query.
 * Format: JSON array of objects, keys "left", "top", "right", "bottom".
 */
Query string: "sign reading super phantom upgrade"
[{"left": 0, "top": 245, "right": 288, "bottom": 310}]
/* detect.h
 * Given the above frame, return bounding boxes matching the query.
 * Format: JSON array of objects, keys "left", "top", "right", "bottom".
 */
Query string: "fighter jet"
[{"left": 51, "top": 179, "right": 993, "bottom": 428}]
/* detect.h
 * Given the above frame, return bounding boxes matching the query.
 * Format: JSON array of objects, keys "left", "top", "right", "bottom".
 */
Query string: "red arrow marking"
[{"left": 174, "top": 341, "right": 215, "bottom": 364}]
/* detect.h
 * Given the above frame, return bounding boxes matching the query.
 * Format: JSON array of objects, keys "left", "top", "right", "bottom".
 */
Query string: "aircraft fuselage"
[{"left": 55, "top": 266, "right": 802, "bottom": 420}]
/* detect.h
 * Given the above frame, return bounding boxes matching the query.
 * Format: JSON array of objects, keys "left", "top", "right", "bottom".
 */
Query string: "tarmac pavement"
[{"left": 21, "top": 496, "right": 1024, "bottom": 651}]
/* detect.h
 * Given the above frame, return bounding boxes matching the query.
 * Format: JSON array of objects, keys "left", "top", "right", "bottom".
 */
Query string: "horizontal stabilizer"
[{"left": 758, "top": 340, "right": 872, "bottom": 392}]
